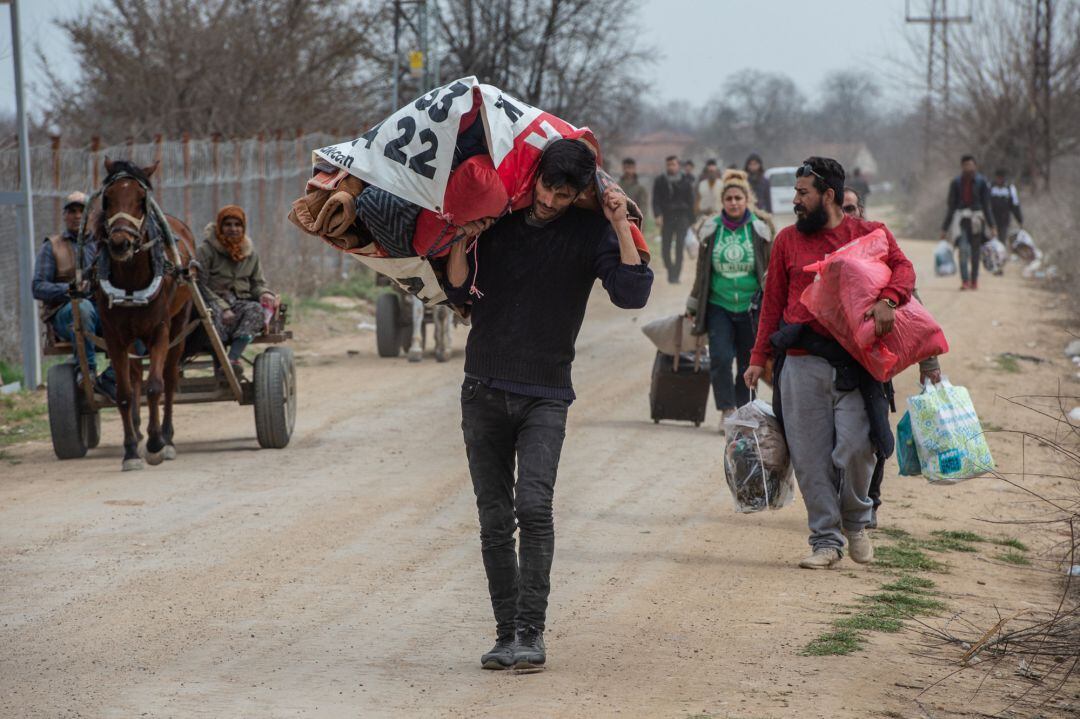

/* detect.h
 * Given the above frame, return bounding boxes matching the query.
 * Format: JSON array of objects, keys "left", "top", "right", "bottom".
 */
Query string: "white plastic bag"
[
  {"left": 723, "top": 400, "right": 795, "bottom": 512},
  {"left": 684, "top": 227, "right": 700, "bottom": 260},
  {"left": 981, "top": 237, "right": 1007, "bottom": 274},
  {"left": 934, "top": 240, "right": 956, "bottom": 276},
  {"left": 907, "top": 379, "right": 995, "bottom": 484}
]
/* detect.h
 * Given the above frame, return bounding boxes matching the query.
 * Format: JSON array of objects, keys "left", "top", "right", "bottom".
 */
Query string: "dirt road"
[{"left": 2, "top": 233, "right": 1076, "bottom": 718}]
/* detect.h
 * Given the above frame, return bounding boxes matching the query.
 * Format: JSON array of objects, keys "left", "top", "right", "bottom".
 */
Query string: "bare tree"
[
  {"left": 934, "top": 0, "right": 1080, "bottom": 184},
  {"left": 816, "top": 70, "right": 881, "bottom": 143},
  {"left": 44, "top": 0, "right": 384, "bottom": 142},
  {"left": 431, "top": 0, "right": 651, "bottom": 145}
]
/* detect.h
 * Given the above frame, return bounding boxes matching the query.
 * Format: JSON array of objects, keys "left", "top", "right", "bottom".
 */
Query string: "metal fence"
[{"left": 0, "top": 131, "right": 354, "bottom": 363}]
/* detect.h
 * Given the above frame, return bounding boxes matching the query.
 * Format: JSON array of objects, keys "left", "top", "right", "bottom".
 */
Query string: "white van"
[{"left": 764, "top": 166, "right": 798, "bottom": 216}]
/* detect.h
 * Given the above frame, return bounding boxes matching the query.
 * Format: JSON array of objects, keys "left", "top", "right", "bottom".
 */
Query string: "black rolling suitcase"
[{"left": 649, "top": 341, "right": 710, "bottom": 427}]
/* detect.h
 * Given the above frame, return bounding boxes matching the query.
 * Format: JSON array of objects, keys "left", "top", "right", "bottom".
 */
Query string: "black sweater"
[{"left": 446, "top": 207, "right": 653, "bottom": 389}]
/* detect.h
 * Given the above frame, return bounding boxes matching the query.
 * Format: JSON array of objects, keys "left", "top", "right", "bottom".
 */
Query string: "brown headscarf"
[{"left": 215, "top": 205, "right": 247, "bottom": 262}]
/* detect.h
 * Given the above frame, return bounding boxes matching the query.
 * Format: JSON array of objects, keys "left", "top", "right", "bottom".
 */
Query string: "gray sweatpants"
[{"left": 780, "top": 354, "right": 876, "bottom": 552}]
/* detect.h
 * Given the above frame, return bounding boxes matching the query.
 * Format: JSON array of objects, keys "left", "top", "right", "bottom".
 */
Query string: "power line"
[{"left": 905, "top": 0, "right": 972, "bottom": 167}]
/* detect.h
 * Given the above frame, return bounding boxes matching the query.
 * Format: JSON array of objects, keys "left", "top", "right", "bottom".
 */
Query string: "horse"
[{"left": 91, "top": 158, "right": 196, "bottom": 471}]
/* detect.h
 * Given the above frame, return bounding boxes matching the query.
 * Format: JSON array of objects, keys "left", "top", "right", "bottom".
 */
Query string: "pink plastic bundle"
[{"left": 800, "top": 229, "right": 948, "bottom": 381}]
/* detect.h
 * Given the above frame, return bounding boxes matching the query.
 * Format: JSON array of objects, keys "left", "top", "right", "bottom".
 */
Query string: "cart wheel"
[
  {"left": 47, "top": 363, "right": 88, "bottom": 459},
  {"left": 254, "top": 347, "right": 296, "bottom": 449},
  {"left": 82, "top": 411, "right": 101, "bottom": 449},
  {"left": 375, "top": 293, "right": 402, "bottom": 358}
]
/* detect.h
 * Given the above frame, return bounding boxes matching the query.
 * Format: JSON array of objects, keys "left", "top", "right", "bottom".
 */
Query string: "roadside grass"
[
  {"left": 993, "top": 354, "right": 1021, "bottom": 373},
  {"left": 0, "top": 358, "right": 23, "bottom": 385},
  {"left": 0, "top": 391, "right": 49, "bottom": 447},
  {"left": 803, "top": 527, "right": 1032, "bottom": 656},
  {"left": 995, "top": 550, "right": 1031, "bottom": 566}
]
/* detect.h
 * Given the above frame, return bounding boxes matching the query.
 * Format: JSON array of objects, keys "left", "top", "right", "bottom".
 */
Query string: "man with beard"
[
  {"left": 745, "top": 157, "right": 916, "bottom": 568},
  {"left": 446, "top": 139, "right": 653, "bottom": 669}
]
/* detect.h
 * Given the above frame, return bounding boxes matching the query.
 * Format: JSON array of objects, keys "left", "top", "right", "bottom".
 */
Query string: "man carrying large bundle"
[
  {"left": 745, "top": 157, "right": 916, "bottom": 570},
  {"left": 445, "top": 139, "right": 653, "bottom": 670}
]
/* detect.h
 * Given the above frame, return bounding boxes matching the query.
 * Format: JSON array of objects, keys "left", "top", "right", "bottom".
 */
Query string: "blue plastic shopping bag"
[
  {"left": 896, "top": 411, "right": 922, "bottom": 476},
  {"left": 907, "top": 380, "right": 995, "bottom": 484}
]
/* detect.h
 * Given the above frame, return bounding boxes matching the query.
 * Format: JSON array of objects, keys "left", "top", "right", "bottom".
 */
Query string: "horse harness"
[{"left": 79, "top": 170, "right": 185, "bottom": 308}]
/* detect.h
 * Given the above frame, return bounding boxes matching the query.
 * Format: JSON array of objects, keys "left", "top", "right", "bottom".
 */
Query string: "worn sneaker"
[
  {"left": 844, "top": 528, "right": 875, "bottom": 564},
  {"left": 513, "top": 625, "right": 546, "bottom": 669},
  {"left": 480, "top": 632, "right": 516, "bottom": 670},
  {"left": 798, "top": 547, "right": 842, "bottom": 570}
]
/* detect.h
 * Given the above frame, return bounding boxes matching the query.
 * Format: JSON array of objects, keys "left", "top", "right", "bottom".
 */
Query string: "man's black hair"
[
  {"left": 622, "top": 157, "right": 636, "bottom": 165},
  {"left": 665, "top": 154, "right": 679, "bottom": 163},
  {"left": 537, "top": 139, "right": 596, "bottom": 194},
  {"left": 705, "top": 158, "right": 718, "bottom": 167},
  {"left": 961, "top": 154, "right": 976, "bottom": 164},
  {"left": 802, "top": 156, "right": 845, "bottom": 207}
]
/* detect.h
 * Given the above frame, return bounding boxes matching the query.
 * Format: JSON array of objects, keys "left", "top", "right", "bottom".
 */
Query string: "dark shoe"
[
  {"left": 94, "top": 370, "right": 118, "bottom": 403},
  {"left": 229, "top": 359, "right": 245, "bottom": 380},
  {"left": 480, "top": 633, "right": 515, "bottom": 670},
  {"left": 867, "top": 507, "right": 879, "bottom": 530},
  {"left": 513, "top": 626, "right": 546, "bottom": 669}
]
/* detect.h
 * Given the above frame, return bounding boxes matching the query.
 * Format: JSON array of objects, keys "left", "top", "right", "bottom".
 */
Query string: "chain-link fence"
[{"left": 0, "top": 132, "right": 353, "bottom": 363}]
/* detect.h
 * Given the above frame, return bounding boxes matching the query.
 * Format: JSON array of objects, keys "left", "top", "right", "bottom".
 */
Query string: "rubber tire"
[
  {"left": 376, "top": 293, "right": 402, "bottom": 358},
  {"left": 254, "top": 347, "right": 296, "bottom": 449},
  {"left": 47, "top": 363, "right": 88, "bottom": 460},
  {"left": 82, "top": 412, "right": 101, "bottom": 449}
]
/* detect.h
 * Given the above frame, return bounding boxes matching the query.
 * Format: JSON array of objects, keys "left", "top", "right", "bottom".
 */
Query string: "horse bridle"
[{"left": 101, "top": 172, "right": 160, "bottom": 261}]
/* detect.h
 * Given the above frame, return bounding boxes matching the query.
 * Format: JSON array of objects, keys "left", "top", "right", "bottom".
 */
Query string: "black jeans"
[
  {"left": 705, "top": 303, "right": 754, "bottom": 410},
  {"left": 460, "top": 379, "right": 568, "bottom": 636},
  {"left": 660, "top": 213, "right": 690, "bottom": 283},
  {"left": 957, "top": 220, "right": 983, "bottom": 283}
]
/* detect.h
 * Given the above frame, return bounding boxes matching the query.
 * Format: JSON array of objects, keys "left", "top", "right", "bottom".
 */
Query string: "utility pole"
[
  {"left": 390, "top": 0, "right": 434, "bottom": 114},
  {"left": 1, "top": 0, "right": 41, "bottom": 389},
  {"left": 905, "top": 0, "right": 972, "bottom": 170},
  {"left": 1031, "top": 0, "right": 1053, "bottom": 188}
]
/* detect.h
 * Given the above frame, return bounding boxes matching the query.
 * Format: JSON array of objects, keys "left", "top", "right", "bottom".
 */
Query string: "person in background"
[
  {"left": 744, "top": 153, "right": 772, "bottom": 213},
  {"left": 940, "top": 154, "right": 995, "bottom": 291},
  {"left": 844, "top": 186, "right": 941, "bottom": 529},
  {"left": 746, "top": 157, "right": 916, "bottom": 568},
  {"left": 687, "top": 170, "right": 773, "bottom": 431},
  {"left": 682, "top": 159, "right": 697, "bottom": 183},
  {"left": 197, "top": 205, "right": 277, "bottom": 379},
  {"left": 32, "top": 191, "right": 116, "bottom": 398},
  {"left": 989, "top": 168, "right": 1023, "bottom": 251},
  {"left": 695, "top": 159, "right": 723, "bottom": 217},
  {"left": 618, "top": 157, "right": 649, "bottom": 221},
  {"left": 849, "top": 167, "right": 870, "bottom": 205},
  {"left": 651, "top": 155, "right": 696, "bottom": 284}
]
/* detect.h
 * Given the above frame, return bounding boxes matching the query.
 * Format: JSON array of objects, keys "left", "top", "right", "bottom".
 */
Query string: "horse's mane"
[{"left": 103, "top": 160, "right": 154, "bottom": 191}]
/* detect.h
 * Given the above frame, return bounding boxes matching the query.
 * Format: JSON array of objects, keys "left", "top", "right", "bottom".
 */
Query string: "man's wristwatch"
[{"left": 881, "top": 298, "right": 898, "bottom": 309}]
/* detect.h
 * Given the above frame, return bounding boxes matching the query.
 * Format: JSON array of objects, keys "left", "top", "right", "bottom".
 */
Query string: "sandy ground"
[{"left": 2, "top": 231, "right": 1078, "bottom": 719}]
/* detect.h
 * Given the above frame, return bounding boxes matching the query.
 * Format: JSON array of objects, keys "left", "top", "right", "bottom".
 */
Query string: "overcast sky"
[{"left": 0, "top": 0, "right": 921, "bottom": 118}]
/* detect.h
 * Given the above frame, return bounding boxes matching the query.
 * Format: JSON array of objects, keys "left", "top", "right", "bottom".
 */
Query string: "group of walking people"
[
  {"left": 617, "top": 152, "right": 772, "bottom": 285},
  {"left": 447, "top": 134, "right": 937, "bottom": 671},
  {"left": 940, "top": 154, "right": 1024, "bottom": 290}
]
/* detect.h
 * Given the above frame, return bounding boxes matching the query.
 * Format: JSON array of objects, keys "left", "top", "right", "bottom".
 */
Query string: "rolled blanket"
[{"left": 317, "top": 189, "right": 358, "bottom": 239}]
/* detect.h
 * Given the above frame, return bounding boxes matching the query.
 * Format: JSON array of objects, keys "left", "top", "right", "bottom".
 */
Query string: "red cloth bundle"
[{"left": 800, "top": 229, "right": 948, "bottom": 381}]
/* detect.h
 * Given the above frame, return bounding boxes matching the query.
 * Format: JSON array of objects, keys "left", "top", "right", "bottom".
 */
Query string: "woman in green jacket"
[
  {"left": 197, "top": 205, "right": 277, "bottom": 377},
  {"left": 686, "top": 170, "right": 774, "bottom": 430}
]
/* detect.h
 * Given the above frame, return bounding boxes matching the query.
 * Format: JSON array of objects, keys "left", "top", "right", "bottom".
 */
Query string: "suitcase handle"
[{"left": 673, "top": 315, "right": 706, "bottom": 373}]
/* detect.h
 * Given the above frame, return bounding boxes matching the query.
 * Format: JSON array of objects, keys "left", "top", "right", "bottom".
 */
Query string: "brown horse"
[{"left": 93, "top": 158, "right": 195, "bottom": 471}]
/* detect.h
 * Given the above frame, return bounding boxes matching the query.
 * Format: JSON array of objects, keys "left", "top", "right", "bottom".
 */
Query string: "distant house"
[{"left": 613, "top": 131, "right": 697, "bottom": 175}]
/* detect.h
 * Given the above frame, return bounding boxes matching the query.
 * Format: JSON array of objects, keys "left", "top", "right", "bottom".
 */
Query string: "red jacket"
[{"left": 750, "top": 215, "right": 916, "bottom": 367}]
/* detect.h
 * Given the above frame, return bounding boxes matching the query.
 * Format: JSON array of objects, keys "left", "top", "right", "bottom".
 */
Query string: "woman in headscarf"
[
  {"left": 686, "top": 170, "right": 774, "bottom": 431},
  {"left": 197, "top": 205, "right": 276, "bottom": 377}
]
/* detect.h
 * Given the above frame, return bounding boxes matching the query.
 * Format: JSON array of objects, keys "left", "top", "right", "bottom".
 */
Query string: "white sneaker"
[
  {"left": 798, "top": 547, "right": 842, "bottom": 569},
  {"left": 844, "top": 529, "right": 874, "bottom": 564}
]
